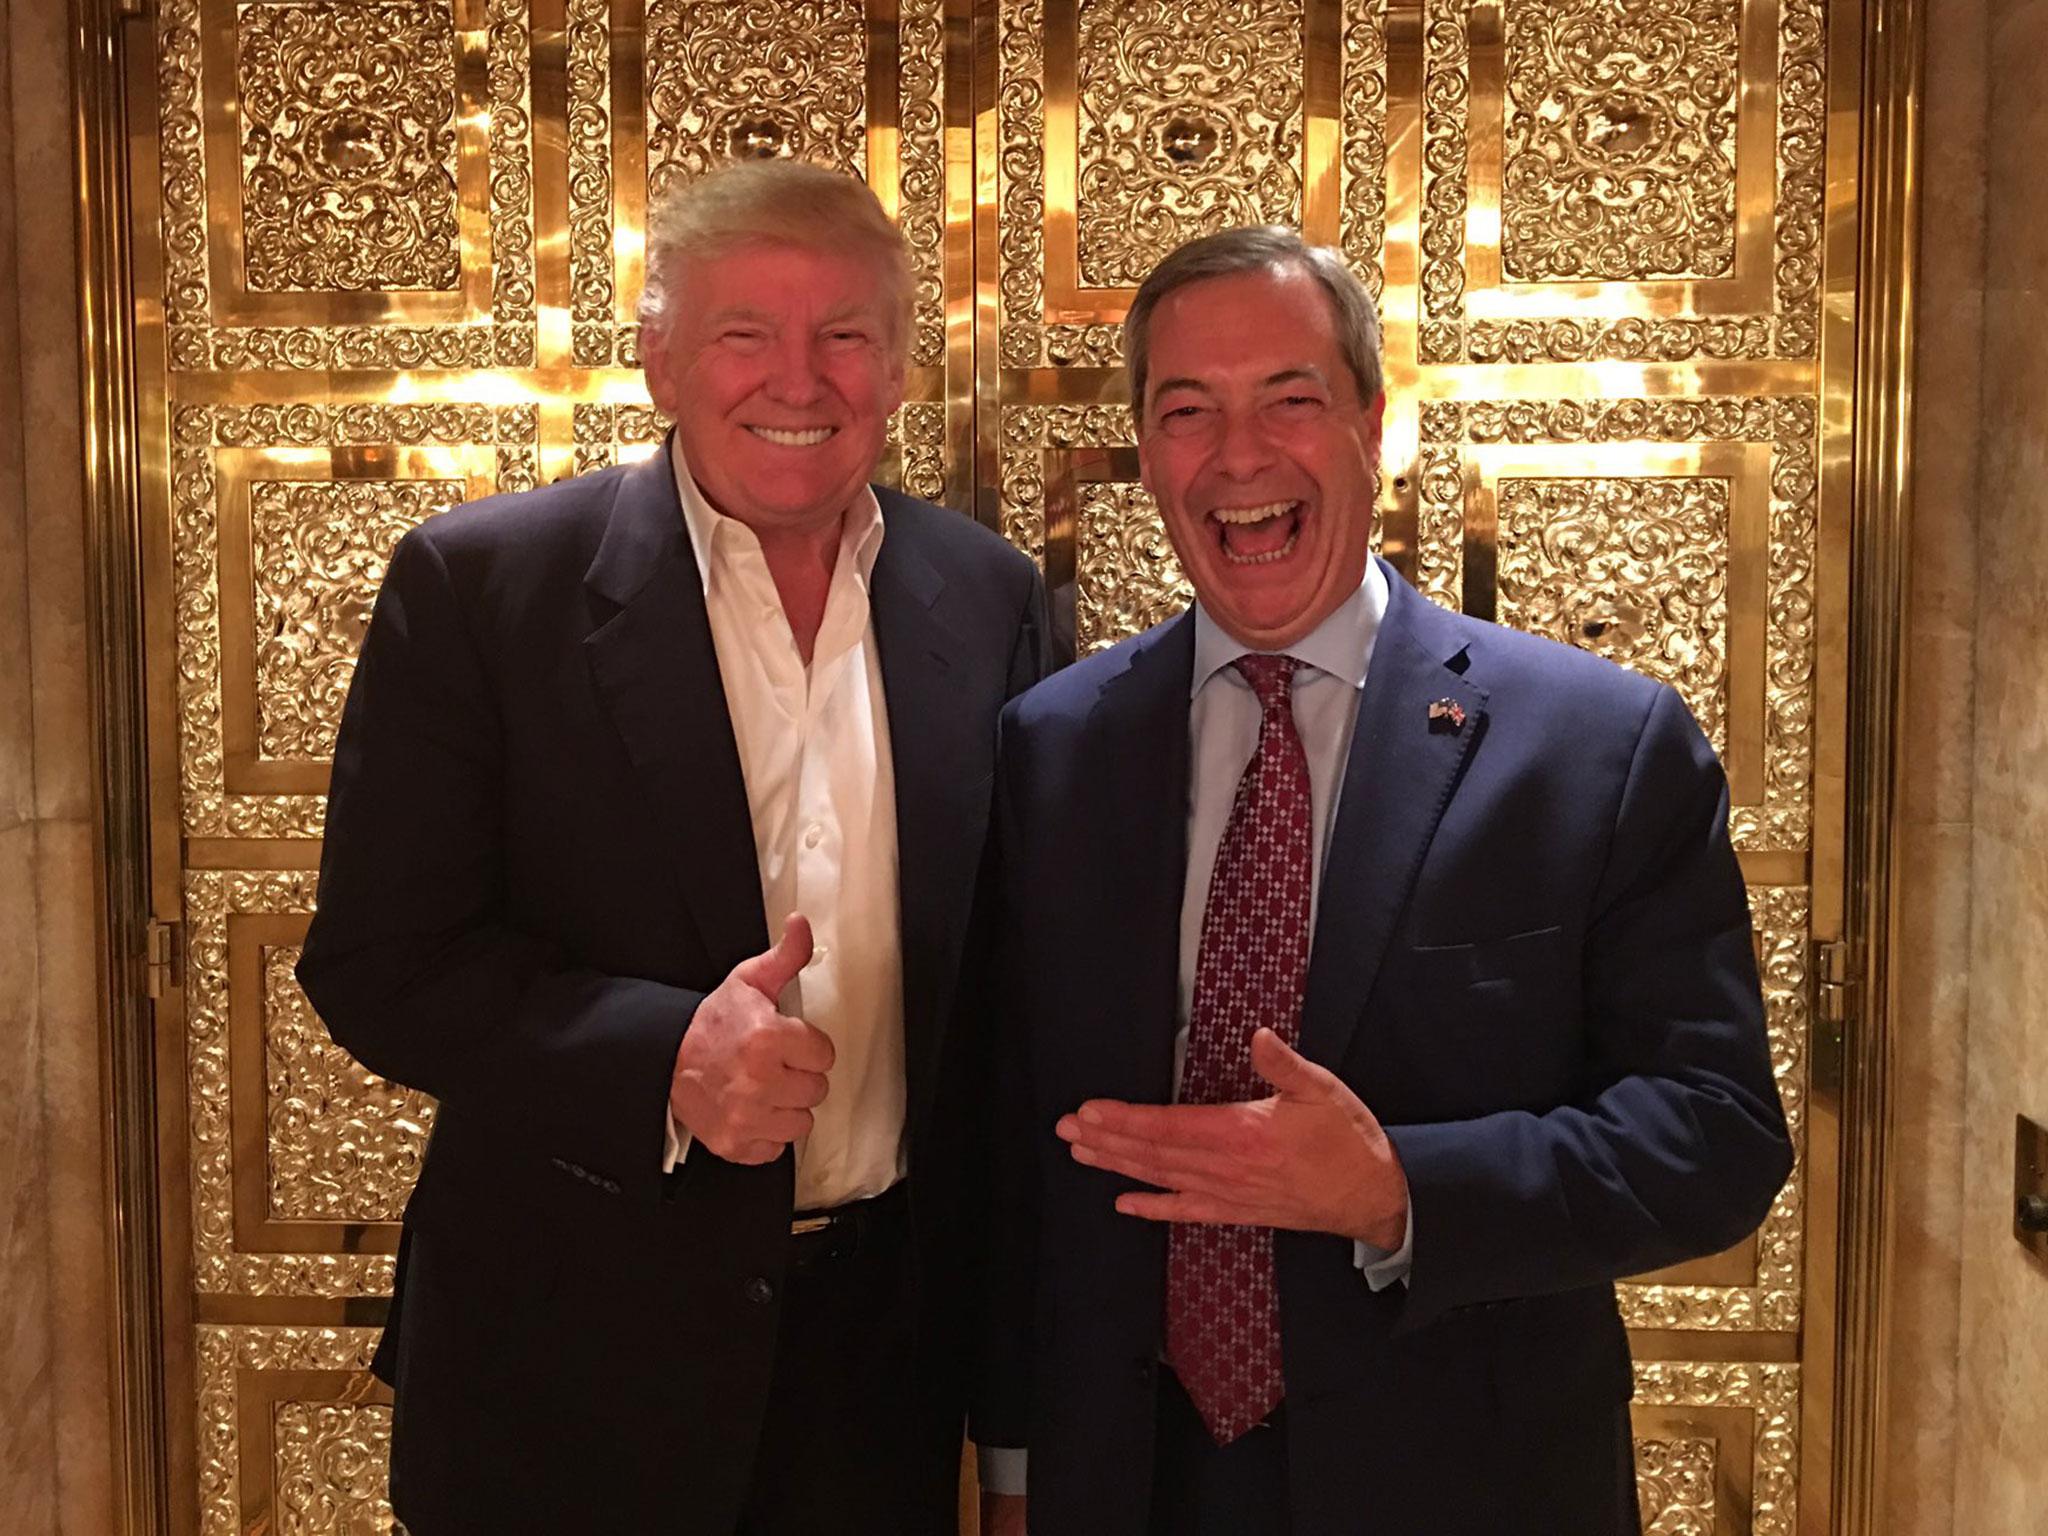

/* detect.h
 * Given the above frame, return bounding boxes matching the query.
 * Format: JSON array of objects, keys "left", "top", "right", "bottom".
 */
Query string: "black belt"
[{"left": 788, "top": 1180, "right": 909, "bottom": 1269}]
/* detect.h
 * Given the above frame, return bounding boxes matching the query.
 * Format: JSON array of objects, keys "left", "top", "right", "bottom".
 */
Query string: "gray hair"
[
  {"left": 1123, "top": 226, "right": 1384, "bottom": 418},
  {"left": 635, "top": 160, "right": 915, "bottom": 349}
]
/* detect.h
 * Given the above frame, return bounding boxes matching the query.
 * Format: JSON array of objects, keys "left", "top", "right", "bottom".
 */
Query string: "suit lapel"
[
  {"left": 1299, "top": 565, "right": 1488, "bottom": 1067},
  {"left": 1089, "top": 613, "right": 1196, "bottom": 1106},
  {"left": 582, "top": 448, "right": 768, "bottom": 973},
  {"left": 868, "top": 493, "right": 981, "bottom": 1136}
]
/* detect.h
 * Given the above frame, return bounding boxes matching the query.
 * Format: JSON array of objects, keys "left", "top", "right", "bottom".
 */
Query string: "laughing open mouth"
[
  {"left": 1210, "top": 500, "right": 1302, "bottom": 565},
  {"left": 746, "top": 425, "right": 837, "bottom": 447}
]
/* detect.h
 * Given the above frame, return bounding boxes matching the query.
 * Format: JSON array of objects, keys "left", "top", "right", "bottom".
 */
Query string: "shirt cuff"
[
  {"left": 977, "top": 1445, "right": 1027, "bottom": 1497},
  {"left": 662, "top": 1108, "right": 691, "bottom": 1173},
  {"left": 1353, "top": 1203, "right": 1414, "bottom": 1291}
]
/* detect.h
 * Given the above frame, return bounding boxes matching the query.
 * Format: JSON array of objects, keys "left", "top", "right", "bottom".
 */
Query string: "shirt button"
[
  {"left": 811, "top": 945, "right": 829, "bottom": 966},
  {"left": 804, "top": 823, "right": 824, "bottom": 849},
  {"left": 744, "top": 1276, "right": 775, "bottom": 1305}
]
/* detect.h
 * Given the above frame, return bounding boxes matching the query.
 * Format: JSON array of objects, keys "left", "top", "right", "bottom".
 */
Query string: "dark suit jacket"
[
  {"left": 297, "top": 447, "right": 1046, "bottom": 1534},
  {"left": 977, "top": 560, "right": 1792, "bottom": 1536}
]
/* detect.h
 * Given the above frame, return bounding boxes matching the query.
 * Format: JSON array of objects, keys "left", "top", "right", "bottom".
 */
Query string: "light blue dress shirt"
[{"left": 1181, "top": 559, "right": 1415, "bottom": 1290}]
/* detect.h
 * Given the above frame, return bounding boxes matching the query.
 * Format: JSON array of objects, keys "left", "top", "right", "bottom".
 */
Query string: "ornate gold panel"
[
  {"left": 1417, "top": 0, "right": 1825, "bottom": 365},
  {"left": 1632, "top": 1362, "right": 1801, "bottom": 1535},
  {"left": 235, "top": 2, "right": 465, "bottom": 295},
  {"left": 998, "top": 0, "right": 1389, "bottom": 368},
  {"left": 263, "top": 944, "right": 434, "bottom": 1225},
  {"left": 122, "top": 2, "right": 1858, "bottom": 1531},
  {"left": 160, "top": 0, "right": 536, "bottom": 369},
  {"left": 567, "top": 0, "right": 951, "bottom": 371},
  {"left": 172, "top": 404, "right": 533, "bottom": 838},
  {"left": 195, "top": 1326, "right": 390, "bottom": 1536}
]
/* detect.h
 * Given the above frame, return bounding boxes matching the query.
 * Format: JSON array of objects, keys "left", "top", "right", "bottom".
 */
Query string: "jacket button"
[
  {"left": 1132, "top": 1356, "right": 1155, "bottom": 1383},
  {"left": 744, "top": 1276, "right": 775, "bottom": 1305}
]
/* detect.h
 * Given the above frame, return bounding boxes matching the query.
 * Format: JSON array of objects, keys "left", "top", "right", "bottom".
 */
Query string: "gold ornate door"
[{"left": 119, "top": 2, "right": 1855, "bottom": 1532}]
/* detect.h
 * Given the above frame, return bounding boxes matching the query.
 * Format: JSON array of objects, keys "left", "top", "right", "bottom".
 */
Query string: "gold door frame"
[{"left": 64, "top": 0, "right": 1923, "bottom": 1530}]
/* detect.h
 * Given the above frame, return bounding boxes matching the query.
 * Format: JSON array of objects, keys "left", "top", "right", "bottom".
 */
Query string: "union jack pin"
[{"left": 1427, "top": 698, "right": 1466, "bottom": 732}]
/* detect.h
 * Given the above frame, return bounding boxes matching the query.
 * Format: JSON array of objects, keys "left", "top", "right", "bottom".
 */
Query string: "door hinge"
[
  {"left": 146, "top": 919, "right": 183, "bottom": 999},
  {"left": 1814, "top": 938, "right": 1857, "bottom": 1031}
]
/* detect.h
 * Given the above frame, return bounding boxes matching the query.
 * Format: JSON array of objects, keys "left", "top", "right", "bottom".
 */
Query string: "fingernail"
[
  {"left": 1071, "top": 1145, "right": 1096, "bottom": 1165},
  {"left": 1055, "top": 1116, "right": 1078, "bottom": 1140},
  {"left": 1078, "top": 1104, "right": 1102, "bottom": 1125}
]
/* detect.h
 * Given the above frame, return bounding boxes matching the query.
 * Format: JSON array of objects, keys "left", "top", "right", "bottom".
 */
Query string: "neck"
[{"left": 755, "top": 520, "right": 842, "bottom": 665}]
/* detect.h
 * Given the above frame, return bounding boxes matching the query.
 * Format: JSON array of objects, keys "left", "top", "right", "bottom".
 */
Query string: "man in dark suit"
[
  {"left": 298, "top": 161, "right": 1045, "bottom": 1535},
  {"left": 974, "top": 227, "right": 1792, "bottom": 1535}
]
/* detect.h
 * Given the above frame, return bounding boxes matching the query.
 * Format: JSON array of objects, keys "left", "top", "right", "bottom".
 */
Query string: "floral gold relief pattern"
[
  {"left": 236, "top": 1, "right": 463, "bottom": 293},
  {"left": 187, "top": 872, "right": 396, "bottom": 1297},
  {"left": 272, "top": 1401, "right": 396, "bottom": 1535},
  {"left": 1077, "top": 485, "right": 1193, "bottom": 652},
  {"left": 1633, "top": 1362, "right": 1799, "bottom": 1536},
  {"left": 251, "top": 480, "right": 456, "bottom": 762},
  {"left": 174, "top": 405, "right": 536, "bottom": 840},
  {"left": 1495, "top": 475, "right": 1731, "bottom": 756},
  {"left": 1423, "top": 0, "right": 1828, "bottom": 362},
  {"left": 1500, "top": 0, "right": 1740, "bottom": 282},
  {"left": 1075, "top": 0, "right": 1306, "bottom": 288},
  {"left": 1631, "top": 1436, "right": 1718, "bottom": 1535},
  {"left": 195, "top": 1326, "right": 385, "bottom": 1536},
  {"left": 1421, "top": 397, "right": 1816, "bottom": 852},
  {"left": 901, "top": 0, "right": 949, "bottom": 366},
  {"left": 566, "top": 0, "right": 615, "bottom": 365},
  {"left": 1339, "top": 0, "right": 1390, "bottom": 299},
  {"left": 264, "top": 946, "right": 435, "bottom": 1223},
  {"left": 644, "top": 0, "right": 866, "bottom": 194},
  {"left": 160, "top": 0, "right": 535, "bottom": 369}
]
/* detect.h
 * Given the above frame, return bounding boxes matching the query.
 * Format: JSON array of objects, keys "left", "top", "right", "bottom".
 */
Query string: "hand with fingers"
[
  {"left": 1057, "top": 1027, "right": 1409, "bottom": 1249},
  {"left": 669, "top": 914, "right": 835, "bottom": 1165}
]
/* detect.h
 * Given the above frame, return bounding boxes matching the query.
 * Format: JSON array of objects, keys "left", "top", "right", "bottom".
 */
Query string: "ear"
[{"left": 639, "top": 316, "right": 681, "bottom": 419}]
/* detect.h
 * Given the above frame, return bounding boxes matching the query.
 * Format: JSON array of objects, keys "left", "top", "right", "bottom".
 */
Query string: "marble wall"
[
  {"left": 1953, "top": 0, "right": 2048, "bottom": 1522},
  {"left": 1882, "top": 0, "right": 1987, "bottom": 1526},
  {"left": 0, "top": 0, "right": 118, "bottom": 1532}
]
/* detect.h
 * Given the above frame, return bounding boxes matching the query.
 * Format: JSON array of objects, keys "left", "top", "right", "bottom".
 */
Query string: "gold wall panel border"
[
  {"left": 1632, "top": 1361, "right": 1800, "bottom": 1536},
  {"left": 172, "top": 403, "right": 540, "bottom": 839},
  {"left": 997, "top": 0, "right": 1389, "bottom": 369},
  {"left": 568, "top": 0, "right": 951, "bottom": 370},
  {"left": 195, "top": 1326, "right": 389, "bottom": 1536},
  {"left": 186, "top": 868, "right": 398, "bottom": 1299},
  {"left": 158, "top": 0, "right": 538, "bottom": 370},
  {"left": 1415, "top": 0, "right": 1827, "bottom": 365},
  {"left": 1418, "top": 397, "right": 1817, "bottom": 852}
]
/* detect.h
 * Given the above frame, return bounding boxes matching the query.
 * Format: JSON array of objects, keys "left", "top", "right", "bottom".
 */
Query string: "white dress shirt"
[{"left": 660, "top": 443, "right": 909, "bottom": 1211}]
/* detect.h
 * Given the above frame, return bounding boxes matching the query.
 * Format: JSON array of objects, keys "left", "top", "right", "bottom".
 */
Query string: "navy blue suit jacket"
[
  {"left": 978, "top": 560, "right": 1792, "bottom": 1535},
  {"left": 298, "top": 449, "right": 1047, "bottom": 1534}
]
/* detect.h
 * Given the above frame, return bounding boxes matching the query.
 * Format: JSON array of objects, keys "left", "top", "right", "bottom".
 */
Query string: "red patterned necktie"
[{"left": 1166, "top": 653, "right": 1313, "bottom": 1444}]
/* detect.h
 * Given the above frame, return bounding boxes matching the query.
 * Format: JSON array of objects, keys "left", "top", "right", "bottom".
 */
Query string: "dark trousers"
[
  {"left": 1148, "top": 1370, "right": 1291, "bottom": 1536},
  {"left": 738, "top": 1185, "right": 957, "bottom": 1536}
]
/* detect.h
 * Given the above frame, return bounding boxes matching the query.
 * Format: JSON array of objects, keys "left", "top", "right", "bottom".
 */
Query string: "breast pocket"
[{"left": 1395, "top": 926, "right": 1578, "bottom": 1106}]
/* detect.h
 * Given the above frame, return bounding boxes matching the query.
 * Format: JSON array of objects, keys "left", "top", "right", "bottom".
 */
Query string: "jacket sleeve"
[
  {"left": 1386, "top": 684, "right": 1794, "bottom": 1330},
  {"left": 295, "top": 523, "right": 701, "bottom": 1192}
]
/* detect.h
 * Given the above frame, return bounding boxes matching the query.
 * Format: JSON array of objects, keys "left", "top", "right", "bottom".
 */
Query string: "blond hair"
[{"left": 636, "top": 161, "right": 914, "bottom": 348}]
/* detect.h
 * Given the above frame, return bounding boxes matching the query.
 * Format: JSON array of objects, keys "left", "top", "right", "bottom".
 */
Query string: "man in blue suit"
[{"left": 974, "top": 227, "right": 1793, "bottom": 1535}]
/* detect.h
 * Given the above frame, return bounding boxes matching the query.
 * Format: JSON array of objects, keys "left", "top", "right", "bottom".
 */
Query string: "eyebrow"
[
  {"left": 1149, "top": 366, "right": 1330, "bottom": 399},
  {"left": 701, "top": 304, "right": 883, "bottom": 330}
]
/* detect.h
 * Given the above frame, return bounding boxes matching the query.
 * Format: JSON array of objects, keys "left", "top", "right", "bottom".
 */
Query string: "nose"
[
  {"left": 763, "top": 331, "right": 825, "bottom": 406},
  {"left": 1214, "top": 406, "right": 1276, "bottom": 480}
]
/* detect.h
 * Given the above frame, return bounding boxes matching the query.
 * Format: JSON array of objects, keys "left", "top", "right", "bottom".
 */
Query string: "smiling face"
[
  {"left": 640, "top": 239, "right": 906, "bottom": 539},
  {"left": 1137, "top": 263, "right": 1385, "bottom": 651}
]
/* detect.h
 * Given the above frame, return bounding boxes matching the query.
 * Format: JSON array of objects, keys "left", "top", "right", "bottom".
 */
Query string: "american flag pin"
[{"left": 1427, "top": 698, "right": 1466, "bottom": 732}]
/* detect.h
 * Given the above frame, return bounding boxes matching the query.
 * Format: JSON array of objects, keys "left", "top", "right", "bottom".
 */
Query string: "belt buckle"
[{"left": 790, "top": 1213, "right": 834, "bottom": 1237}]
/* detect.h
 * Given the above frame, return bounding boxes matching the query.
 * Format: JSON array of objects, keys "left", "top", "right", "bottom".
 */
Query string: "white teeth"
[
  {"left": 1222, "top": 528, "right": 1300, "bottom": 566},
  {"left": 748, "top": 426, "right": 835, "bottom": 446},
  {"left": 1211, "top": 500, "right": 1298, "bottom": 525}
]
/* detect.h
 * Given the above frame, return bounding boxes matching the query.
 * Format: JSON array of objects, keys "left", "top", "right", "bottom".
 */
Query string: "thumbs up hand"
[
  {"left": 1055, "top": 1028, "right": 1409, "bottom": 1249},
  {"left": 670, "top": 914, "right": 837, "bottom": 1165}
]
